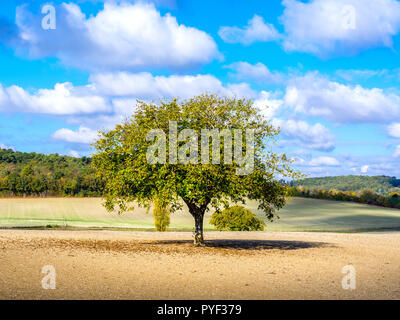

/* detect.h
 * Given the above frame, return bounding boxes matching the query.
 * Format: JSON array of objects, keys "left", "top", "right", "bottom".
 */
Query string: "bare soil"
[{"left": 0, "top": 230, "right": 399, "bottom": 299}]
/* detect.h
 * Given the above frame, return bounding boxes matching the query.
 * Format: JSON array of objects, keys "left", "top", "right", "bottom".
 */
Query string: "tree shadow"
[{"left": 146, "top": 239, "right": 331, "bottom": 251}]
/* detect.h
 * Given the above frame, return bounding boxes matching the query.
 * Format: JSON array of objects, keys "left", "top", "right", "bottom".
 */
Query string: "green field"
[{"left": 1, "top": 197, "right": 400, "bottom": 232}]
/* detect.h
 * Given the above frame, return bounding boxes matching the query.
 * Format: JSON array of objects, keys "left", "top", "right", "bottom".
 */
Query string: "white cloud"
[
  {"left": 111, "top": 98, "right": 140, "bottom": 117},
  {"left": 253, "top": 91, "right": 283, "bottom": 120},
  {"left": 0, "top": 143, "right": 14, "bottom": 150},
  {"left": 335, "top": 69, "right": 389, "bottom": 82},
  {"left": 309, "top": 156, "right": 340, "bottom": 167},
  {"left": 280, "top": 0, "right": 400, "bottom": 57},
  {"left": 284, "top": 72, "right": 400, "bottom": 123},
  {"left": 361, "top": 165, "right": 369, "bottom": 173},
  {"left": 69, "top": 150, "right": 80, "bottom": 158},
  {"left": 0, "top": 83, "right": 110, "bottom": 115},
  {"left": 273, "top": 119, "right": 335, "bottom": 151},
  {"left": 387, "top": 123, "right": 400, "bottom": 138},
  {"left": 52, "top": 126, "right": 99, "bottom": 144},
  {"left": 16, "top": 2, "right": 218, "bottom": 71},
  {"left": 394, "top": 145, "right": 400, "bottom": 157},
  {"left": 91, "top": 72, "right": 225, "bottom": 98},
  {"left": 291, "top": 157, "right": 306, "bottom": 165},
  {"left": 225, "top": 62, "right": 284, "bottom": 84},
  {"left": 90, "top": 71, "right": 258, "bottom": 99},
  {"left": 0, "top": 71, "right": 260, "bottom": 117},
  {"left": 218, "top": 15, "right": 280, "bottom": 45},
  {"left": 292, "top": 149, "right": 312, "bottom": 158}
]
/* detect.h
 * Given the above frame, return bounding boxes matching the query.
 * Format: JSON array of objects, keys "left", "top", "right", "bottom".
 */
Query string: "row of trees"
[
  {"left": 291, "top": 175, "right": 400, "bottom": 195},
  {"left": 290, "top": 186, "right": 400, "bottom": 209}
]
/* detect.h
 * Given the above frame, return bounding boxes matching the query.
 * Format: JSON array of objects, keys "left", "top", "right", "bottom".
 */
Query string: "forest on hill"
[
  {"left": 290, "top": 175, "right": 400, "bottom": 209},
  {"left": 291, "top": 175, "right": 400, "bottom": 195},
  {"left": 0, "top": 148, "right": 103, "bottom": 197}
]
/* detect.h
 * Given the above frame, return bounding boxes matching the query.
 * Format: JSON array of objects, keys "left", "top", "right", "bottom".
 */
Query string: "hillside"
[
  {"left": 292, "top": 175, "right": 400, "bottom": 194},
  {"left": 0, "top": 148, "right": 103, "bottom": 197}
]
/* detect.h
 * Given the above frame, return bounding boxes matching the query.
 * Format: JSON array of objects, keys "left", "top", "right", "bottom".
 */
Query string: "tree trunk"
[
  {"left": 193, "top": 213, "right": 205, "bottom": 246},
  {"left": 185, "top": 200, "right": 206, "bottom": 246}
]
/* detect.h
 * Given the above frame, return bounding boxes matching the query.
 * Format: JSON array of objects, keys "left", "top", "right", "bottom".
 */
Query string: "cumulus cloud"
[
  {"left": 309, "top": 156, "right": 340, "bottom": 167},
  {"left": 0, "top": 71, "right": 262, "bottom": 117},
  {"left": 387, "top": 123, "right": 400, "bottom": 138},
  {"left": 86, "top": 71, "right": 266, "bottom": 125},
  {"left": 16, "top": 2, "right": 219, "bottom": 71},
  {"left": 253, "top": 91, "right": 283, "bottom": 120},
  {"left": 90, "top": 71, "right": 258, "bottom": 99},
  {"left": 225, "top": 62, "right": 285, "bottom": 84},
  {"left": 284, "top": 72, "right": 400, "bottom": 123},
  {"left": 0, "top": 82, "right": 110, "bottom": 115},
  {"left": 273, "top": 119, "right": 335, "bottom": 151},
  {"left": 91, "top": 72, "right": 226, "bottom": 98},
  {"left": 218, "top": 15, "right": 280, "bottom": 45},
  {"left": 52, "top": 126, "right": 99, "bottom": 144},
  {"left": 280, "top": 0, "right": 400, "bottom": 57}
]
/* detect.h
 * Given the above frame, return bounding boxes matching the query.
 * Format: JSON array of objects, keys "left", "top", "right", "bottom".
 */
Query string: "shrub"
[
  {"left": 359, "top": 189, "right": 377, "bottom": 205},
  {"left": 287, "top": 186, "right": 297, "bottom": 196},
  {"left": 153, "top": 198, "right": 171, "bottom": 232},
  {"left": 210, "top": 206, "right": 265, "bottom": 231}
]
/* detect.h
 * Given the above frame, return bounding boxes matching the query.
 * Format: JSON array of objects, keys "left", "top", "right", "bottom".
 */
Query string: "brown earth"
[{"left": 0, "top": 230, "right": 399, "bottom": 299}]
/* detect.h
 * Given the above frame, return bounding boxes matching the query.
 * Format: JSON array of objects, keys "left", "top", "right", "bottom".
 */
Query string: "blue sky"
[{"left": 0, "top": 0, "right": 400, "bottom": 178}]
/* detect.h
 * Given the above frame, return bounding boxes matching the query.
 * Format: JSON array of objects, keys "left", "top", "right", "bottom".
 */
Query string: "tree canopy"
[{"left": 92, "top": 94, "right": 299, "bottom": 245}]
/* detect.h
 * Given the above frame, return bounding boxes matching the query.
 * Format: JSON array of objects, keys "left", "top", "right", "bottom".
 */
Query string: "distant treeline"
[
  {"left": 0, "top": 149, "right": 103, "bottom": 197},
  {"left": 2, "top": 148, "right": 400, "bottom": 209},
  {"left": 289, "top": 187, "right": 400, "bottom": 209},
  {"left": 291, "top": 175, "right": 400, "bottom": 195}
]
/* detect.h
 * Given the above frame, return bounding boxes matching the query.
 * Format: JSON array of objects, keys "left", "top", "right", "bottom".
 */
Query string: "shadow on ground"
[
  {"left": 145, "top": 239, "right": 331, "bottom": 251},
  {"left": 3, "top": 236, "right": 331, "bottom": 255}
]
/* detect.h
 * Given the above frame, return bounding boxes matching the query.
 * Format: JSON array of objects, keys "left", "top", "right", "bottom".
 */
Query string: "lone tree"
[{"left": 92, "top": 94, "right": 298, "bottom": 245}]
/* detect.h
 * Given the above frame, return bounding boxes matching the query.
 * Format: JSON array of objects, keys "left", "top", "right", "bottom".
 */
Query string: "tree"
[
  {"left": 92, "top": 94, "right": 298, "bottom": 245},
  {"left": 153, "top": 197, "right": 171, "bottom": 232}
]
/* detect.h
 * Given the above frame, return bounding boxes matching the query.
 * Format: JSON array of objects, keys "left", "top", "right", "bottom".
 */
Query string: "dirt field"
[{"left": 0, "top": 230, "right": 399, "bottom": 299}]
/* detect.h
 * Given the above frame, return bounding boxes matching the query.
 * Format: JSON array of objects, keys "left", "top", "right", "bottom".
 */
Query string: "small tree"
[
  {"left": 92, "top": 94, "right": 298, "bottom": 245},
  {"left": 210, "top": 206, "right": 265, "bottom": 231},
  {"left": 153, "top": 197, "right": 171, "bottom": 232}
]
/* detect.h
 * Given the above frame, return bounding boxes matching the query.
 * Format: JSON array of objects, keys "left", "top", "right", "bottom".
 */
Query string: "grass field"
[{"left": 1, "top": 197, "right": 400, "bottom": 232}]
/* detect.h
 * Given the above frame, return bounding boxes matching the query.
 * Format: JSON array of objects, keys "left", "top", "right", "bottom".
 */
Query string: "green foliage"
[
  {"left": 292, "top": 175, "right": 400, "bottom": 194},
  {"left": 210, "top": 205, "right": 265, "bottom": 231},
  {"left": 153, "top": 198, "right": 171, "bottom": 232},
  {"left": 292, "top": 186, "right": 400, "bottom": 209},
  {"left": 92, "top": 94, "right": 298, "bottom": 244},
  {"left": 0, "top": 149, "right": 103, "bottom": 197}
]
